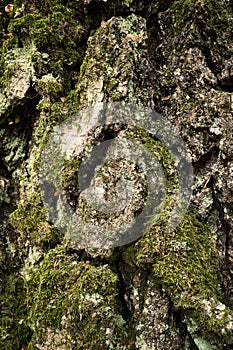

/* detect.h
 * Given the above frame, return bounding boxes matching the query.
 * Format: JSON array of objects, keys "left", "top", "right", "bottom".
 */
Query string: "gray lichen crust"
[
  {"left": 74, "top": 14, "right": 156, "bottom": 108},
  {"left": 0, "top": 45, "right": 36, "bottom": 119},
  {"left": 0, "top": 1, "right": 233, "bottom": 350}
]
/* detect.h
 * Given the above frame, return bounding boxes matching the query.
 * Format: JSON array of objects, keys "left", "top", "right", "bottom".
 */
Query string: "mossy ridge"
[
  {"left": 24, "top": 246, "right": 127, "bottom": 349},
  {"left": 123, "top": 208, "right": 233, "bottom": 341},
  {"left": 152, "top": 211, "right": 221, "bottom": 302}
]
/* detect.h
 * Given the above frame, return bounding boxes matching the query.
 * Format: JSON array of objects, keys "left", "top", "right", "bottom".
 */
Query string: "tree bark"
[{"left": 0, "top": 1, "right": 232, "bottom": 349}]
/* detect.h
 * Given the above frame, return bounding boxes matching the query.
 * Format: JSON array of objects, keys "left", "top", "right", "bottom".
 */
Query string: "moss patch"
[
  {"left": 162, "top": 0, "right": 233, "bottom": 62},
  {"left": 0, "top": 272, "right": 32, "bottom": 350},
  {"left": 123, "top": 209, "right": 233, "bottom": 341},
  {"left": 169, "top": 0, "right": 231, "bottom": 33},
  {"left": 9, "top": 192, "right": 62, "bottom": 251},
  {"left": 128, "top": 127, "right": 178, "bottom": 191},
  {"left": 5, "top": 4, "right": 87, "bottom": 93},
  {"left": 24, "top": 246, "right": 124, "bottom": 349}
]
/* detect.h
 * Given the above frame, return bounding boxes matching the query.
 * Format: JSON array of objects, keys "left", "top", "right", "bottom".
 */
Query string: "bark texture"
[{"left": 0, "top": 1, "right": 233, "bottom": 349}]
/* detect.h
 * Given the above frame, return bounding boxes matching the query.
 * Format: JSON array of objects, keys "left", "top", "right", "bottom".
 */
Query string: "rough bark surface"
[{"left": 0, "top": 1, "right": 233, "bottom": 349}]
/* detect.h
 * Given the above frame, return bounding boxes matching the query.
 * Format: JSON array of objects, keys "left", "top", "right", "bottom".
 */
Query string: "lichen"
[
  {"left": 0, "top": 44, "right": 37, "bottom": 119},
  {"left": 135, "top": 335, "right": 156, "bottom": 350},
  {"left": 192, "top": 338, "right": 216, "bottom": 350},
  {"left": 69, "top": 14, "right": 155, "bottom": 107}
]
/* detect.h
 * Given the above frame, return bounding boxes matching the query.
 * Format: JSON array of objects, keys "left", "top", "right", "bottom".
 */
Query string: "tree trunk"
[{"left": 0, "top": 1, "right": 232, "bottom": 349}]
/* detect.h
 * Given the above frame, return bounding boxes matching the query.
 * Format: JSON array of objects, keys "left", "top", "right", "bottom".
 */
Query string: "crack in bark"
[{"left": 209, "top": 175, "right": 233, "bottom": 300}]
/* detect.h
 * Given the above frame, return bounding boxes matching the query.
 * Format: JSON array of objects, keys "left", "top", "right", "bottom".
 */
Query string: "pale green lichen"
[
  {"left": 135, "top": 335, "right": 156, "bottom": 350},
  {"left": 0, "top": 44, "right": 37, "bottom": 119},
  {"left": 186, "top": 319, "right": 218, "bottom": 350},
  {"left": 193, "top": 338, "right": 217, "bottom": 350},
  {"left": 70, "top": 14, "right": 154, "bottom": 108}
]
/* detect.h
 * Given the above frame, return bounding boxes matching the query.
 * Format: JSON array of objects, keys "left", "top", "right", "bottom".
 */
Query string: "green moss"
[
  {"left": 127, "top": 127, "right": 178, "bottom": 191},
  {"left": 123, "top": 208, "right": 233, "bottom": 340},
  {"left": 7, "top": 4, "right": 87, "bottom": 92},
  {"left": 9, "top": 192, "right": 62, "bottom": 250},
  {"left": 62, "top": 157, "right": 80, "bottom": 189},
  {"left": 13, "top": 0, "right": 63, "bottom": 14},
  {"left": 0, "top": 273, "right": 32, "bottom": 350},
  {"left": 152, "top": 211, "right": 221, "bottom": 302},
  {"left": 164, "top": 0, "right": 233, "bottom": 59},
  {"left": 36, "top": 73, "right": 63, "bottom": 102},
  {"left": 25, "top": 246, "right": 122, "bottom": 349},
  {"left": 169, "top": 0, "right": 231, "bottom": 34}
]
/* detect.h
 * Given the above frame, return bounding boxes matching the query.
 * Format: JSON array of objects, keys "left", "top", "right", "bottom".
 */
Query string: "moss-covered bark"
[{"left": 0, "top": 1, "right": 233, "bottom": 349}]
